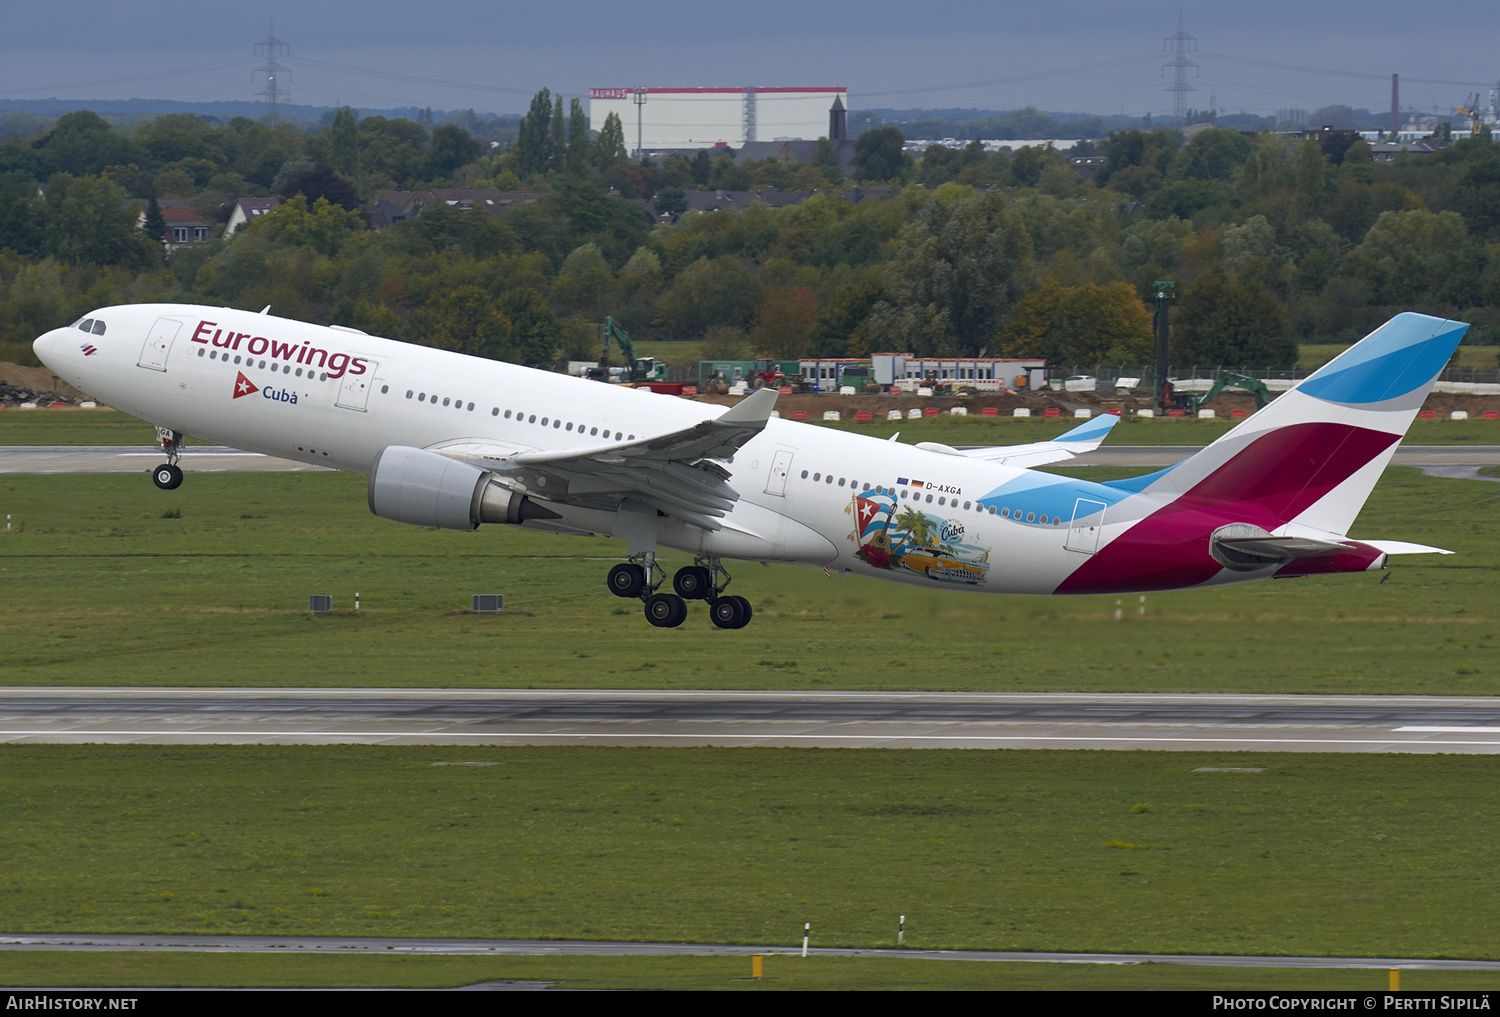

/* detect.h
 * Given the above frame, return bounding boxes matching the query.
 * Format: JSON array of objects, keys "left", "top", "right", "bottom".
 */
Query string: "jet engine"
[{"left": 367, "top": 445, "right": 556, "bottom": 530}]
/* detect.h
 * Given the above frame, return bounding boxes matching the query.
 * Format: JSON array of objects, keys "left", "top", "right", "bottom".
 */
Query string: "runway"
[
  {"left": 5, "top": 689, "right": 1500, "bottom": 753},
  {"left": 5, "top": 932, "right": 1500, "bottom": 971},
  {"left": 1, "top": 444, "right": 1498, "bottom": 474}
]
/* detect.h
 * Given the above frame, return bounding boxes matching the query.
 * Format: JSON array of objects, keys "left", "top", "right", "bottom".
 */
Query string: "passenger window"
[
  {"left": 466, "top": 402, "right": 473, "bottom": 411},
  {"left": 406, "top": 390, "right": 413, "bottom": 399}
]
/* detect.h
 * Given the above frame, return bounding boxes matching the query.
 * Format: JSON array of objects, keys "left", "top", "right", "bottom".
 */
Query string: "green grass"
[
  {"left": 2, "top": 952, "right": 1496, "bottom": 991},
  {"left": 0, "top": 409, "right": 159, "bottom": 445},
  {"left": 4, "top": 406, "right": 1499, "bottom": 447},
  {"left": 1, "top": 467, "right": 1498, "bottom": 691},
  {"left": 4, "top": 745, "right": 1500, "bottom": 961}
]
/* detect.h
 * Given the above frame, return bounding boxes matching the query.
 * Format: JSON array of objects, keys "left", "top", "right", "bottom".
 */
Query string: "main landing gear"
[
  {"left": 151, "top": 427, "right": 185, "bottom": 490},
  {"left": 606, "top": 554, "right": 752, "bottom": 629}
]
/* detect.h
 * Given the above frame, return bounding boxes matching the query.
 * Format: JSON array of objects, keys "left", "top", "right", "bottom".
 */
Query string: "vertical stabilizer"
[
  {"left": 1056, "top": 313, "right": 1466, "bottom": 594},
  {"left": 1137, "top": 312, "right": 1466, "bottom": 535}
]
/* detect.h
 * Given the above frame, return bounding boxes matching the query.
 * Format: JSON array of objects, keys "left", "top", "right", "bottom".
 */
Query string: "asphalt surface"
[
  {"left": 5, "top": 689, "right": 1500, "bottom": 753},
  {"left": 2, "top": 444, "right": 1498, "bottom": 474},
  {"left": 4, "top": 932, "right": 1499, "bottom": 970}
]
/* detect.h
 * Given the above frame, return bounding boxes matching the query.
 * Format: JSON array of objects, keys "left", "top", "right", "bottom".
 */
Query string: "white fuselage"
[{"left": 34, "top": 304, "right": 1137, "bottom": 596}]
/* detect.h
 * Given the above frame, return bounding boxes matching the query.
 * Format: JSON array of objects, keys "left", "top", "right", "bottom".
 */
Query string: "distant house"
[
  {"left": 156, "top": 207, "right": 211, "bottom": 249},
  {"left": 645, "top": 185, "right": 893, "bottom": 224},
  {"left": 1067, "top": 155, "right": 1106, "bottom": 182},
  {"left": 733, "top": 96, "right": 857, "bottom": 174},
  {"left": 366, "top": 189, "right": 548, "bottom": 229},
  {"left": 1368, "top": 137, "right": 1451, "bottom": 162},
  {"left": 225, "top": 197, "right": 281, "bottom": 236}
]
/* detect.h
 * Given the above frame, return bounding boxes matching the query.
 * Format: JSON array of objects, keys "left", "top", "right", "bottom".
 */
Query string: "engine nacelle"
[
  {"left": 368, "top": 445, "right": 488, "bottom": 530},
  {"left": 368, "top": 446, "right": 562, "bottom": 531}
]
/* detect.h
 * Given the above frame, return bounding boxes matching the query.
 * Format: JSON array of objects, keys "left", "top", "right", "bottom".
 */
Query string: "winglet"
[{"left": 716, "top": 387, "right": 779, "bottom": 426}]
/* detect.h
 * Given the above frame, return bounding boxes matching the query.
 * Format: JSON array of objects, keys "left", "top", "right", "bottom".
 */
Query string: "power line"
[
  {"left": 0, "top": 58, "right": 258, "bottom": 97},
  {"left": 857, "top": 52, "right": 1163, "bottom": 99},
  {"left": 296, "top": 57, "right": 569, "bottom": 99},
  {"left": 1198, "top": 50, "right": 1493, "bottom": 88}
]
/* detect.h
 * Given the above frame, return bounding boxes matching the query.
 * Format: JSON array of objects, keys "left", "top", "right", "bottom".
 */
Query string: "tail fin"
[
  {"left": 1134, "top": 312, "right": 1467, "bottom": 535},
  {"left": 1054, "top": 313, "right": 1465, "bottom": 594}
]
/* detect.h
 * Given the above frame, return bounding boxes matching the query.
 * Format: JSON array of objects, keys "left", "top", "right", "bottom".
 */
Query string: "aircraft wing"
[
  {"left": 959, "top": 413, "right": 1118, "bottom": 468},
  {"left": 431, "top": 388, "right": 779, "bottom": 532}
]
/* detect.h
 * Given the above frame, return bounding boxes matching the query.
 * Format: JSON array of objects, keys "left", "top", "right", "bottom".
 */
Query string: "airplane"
[{"left": 31, "top": 306, "right": 1464, "bottom": 629}]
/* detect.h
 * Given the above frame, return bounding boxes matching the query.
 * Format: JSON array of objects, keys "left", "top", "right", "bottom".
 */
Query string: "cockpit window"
[
  {"left": 90, "top": 320, "right": 106, "bottom": 335},
  {"left": 77, "top": 319, "right": 94, "bottom": 332}
]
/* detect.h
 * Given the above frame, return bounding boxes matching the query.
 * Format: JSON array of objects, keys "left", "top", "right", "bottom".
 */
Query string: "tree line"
[{"left": 3, "top": 95, "right": 1500, "bottom": 374}]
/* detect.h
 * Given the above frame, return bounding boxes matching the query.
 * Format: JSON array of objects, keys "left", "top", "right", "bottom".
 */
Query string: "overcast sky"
[{"left": 3, "top": 1, "right": 1497, "bottom": 119}]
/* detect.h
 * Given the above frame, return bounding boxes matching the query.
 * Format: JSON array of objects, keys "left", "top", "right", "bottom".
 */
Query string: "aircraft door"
[
  {"left": 137, "top": 317, "right": 182, "bottom": 372},
  {"left": 764, "top": 448, "right": 794, "bottom": 496},
  {"left": 1065, "top": 498, "right": 1106, "bottom": 554},
  {"left": 336, "top": 361, "right": 377, "bottom": 411}
]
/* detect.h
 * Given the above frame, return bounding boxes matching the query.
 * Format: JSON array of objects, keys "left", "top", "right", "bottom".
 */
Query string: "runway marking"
[
  {"left": 1396, "top": 726, "right": 1500, "bottom": 733},
  {"left": 2, "top": 730, "right": 1499, "bottom": 747}
]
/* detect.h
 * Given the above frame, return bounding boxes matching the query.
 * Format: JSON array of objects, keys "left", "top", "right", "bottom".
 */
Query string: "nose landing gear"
[
  {"left": 604, "top": 554, "right": 752, "bottom": 628},
  {"left": 151, "top": 427, "right": 185, "bottom": 490}
]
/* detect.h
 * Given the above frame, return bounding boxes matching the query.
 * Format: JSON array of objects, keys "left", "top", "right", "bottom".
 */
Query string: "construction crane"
[
  {"left": 1456, "top": 93, "right": 1486, "bottom": 133},
  {"left": 586, "top": 316, "right": 668, "bottom": 384}
]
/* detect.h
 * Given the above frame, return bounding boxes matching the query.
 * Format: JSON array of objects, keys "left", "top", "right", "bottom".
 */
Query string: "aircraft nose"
[{"left": 32, "top": 327, "right": 63, "bottom": 369}]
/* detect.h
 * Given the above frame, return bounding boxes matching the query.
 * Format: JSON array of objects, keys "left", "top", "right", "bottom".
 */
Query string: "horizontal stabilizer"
[
  {"left": 1360, "top": 539, "right": 1454, "bottom": 556},
  {"left": 960, "top": 413, "right": 1118, "bottom": 468}
]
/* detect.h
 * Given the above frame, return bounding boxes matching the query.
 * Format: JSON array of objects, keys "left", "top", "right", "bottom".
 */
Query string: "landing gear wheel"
[
  {"left": 707, "top": 596, "right": 746, "bottom": 630},
  {"left": 728, "top": 595, "right": 752, "bottom": 628},
  {"left": 672, "top": 565, "right": 713, "bottom": 600},
  {"left": 708, "top": 595, "right": 752, "bottom": 629},
  {"left": 607, "top": 563, "right": 646, "bottom": 598},
  {"left": 644, "top": 593, "right": 688, "bottom": 628},
  {"left": 152, "top": 463, "right": 183, "bottom": 490}
]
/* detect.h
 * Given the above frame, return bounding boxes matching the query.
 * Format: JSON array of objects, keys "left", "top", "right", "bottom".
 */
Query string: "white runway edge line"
[
  {"left": 5, "top": 731, "right": 1500, "bottom": 747},
  {"left": 1397, "top": 726, "right": 1500, "bottom": 733}
]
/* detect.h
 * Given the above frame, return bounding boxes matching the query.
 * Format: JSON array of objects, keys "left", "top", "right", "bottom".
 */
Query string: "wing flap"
[{"left": 425, "top": 390, "right": 779, "bottom": 532}]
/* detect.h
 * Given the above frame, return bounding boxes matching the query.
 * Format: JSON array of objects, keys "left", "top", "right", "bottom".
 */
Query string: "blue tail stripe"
[{"left": 1298, "top": 314, "right": 1466, "bottom": 405}]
